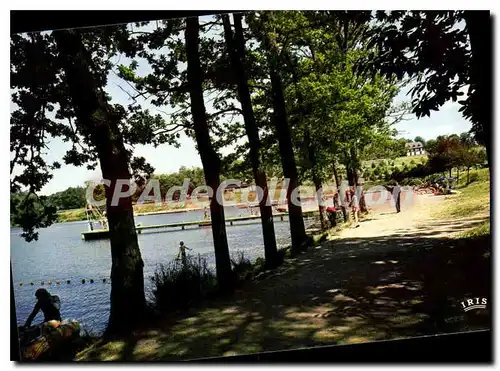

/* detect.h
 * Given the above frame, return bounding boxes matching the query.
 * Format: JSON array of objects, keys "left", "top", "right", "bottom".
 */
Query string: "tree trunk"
[
  {"left": 332, "top": 159, "right": 340, "bottom": 188},
  {"left": 54, "top": 30, "right": 145, "bottom": 334},
  {"left": 467, "top": 167, "right": 470, "bottom": 185},
  {"left": 349, "top": 147, "right": 367, "bottom": 212},
  {"left": 261, "top": 32, "right": 307, "bottom": 252},
  {"left": 223, "top": 14, "right": 279, "bottom": 268},
  {"left": 449, "top": 168, "right": 452, "bottom": 178},
  {"left": 350, "top": 147, "right": 360, "bottom": 185},
  {"left": 186, "top": 17, "right": 233, "bottom": 291},
  {"left": 312, "top": 169, "right": 329, "bottom": 230},
  {"left": 346, "top": 162, "right": 355, "bottom": 186},
  {"left": 333, "top": 160, "right": 347, "bottom": 222},
  {"left": 464, "top": 11, "right": 491, "bottom": 171},
  {"left": 305, "top": 129, "right": 329, "bottom": 230}
]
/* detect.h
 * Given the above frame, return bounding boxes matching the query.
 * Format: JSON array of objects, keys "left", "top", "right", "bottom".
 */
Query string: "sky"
[{"left": 10, "top": 17, "right": 473, "bottom": 196}]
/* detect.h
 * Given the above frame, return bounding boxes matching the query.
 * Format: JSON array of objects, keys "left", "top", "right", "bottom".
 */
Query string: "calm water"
[{"left": 11, "top": 206, "right": 316, "bottom": 334}]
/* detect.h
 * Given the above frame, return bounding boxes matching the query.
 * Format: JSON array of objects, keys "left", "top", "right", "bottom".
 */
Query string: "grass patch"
[
  {"left": 455, "top": 167, "right": 490, "bottom": 189},
  {"left": 433, "top": 168, "right": 490, "bottom": 219},
  {"left": 312, "top": 232, "right": 329, "bottom": 246},
  {"left": 363, "top": 155, "right": 428, "bottom": 169},
  {"left": 134, "top": 202, "right": 190, "bottom": 214},
  {"left": 457, "top": 220, "right": 490, "bottom": 238},
  {"left": 56, "top": 208, "right": 87, "bottom": 223}
]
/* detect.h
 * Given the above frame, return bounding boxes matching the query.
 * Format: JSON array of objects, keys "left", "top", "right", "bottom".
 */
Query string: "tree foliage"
[{"left": 364, "top": 11, "right": 491, "bottom": 164}]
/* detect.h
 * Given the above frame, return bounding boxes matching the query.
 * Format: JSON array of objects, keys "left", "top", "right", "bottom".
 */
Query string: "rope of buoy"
[
  {"left": 16, "top": 275, "right": 157, "bottom": 286},
  {"left": 17, "top": 277, "right": 112, "bottom": 286}
]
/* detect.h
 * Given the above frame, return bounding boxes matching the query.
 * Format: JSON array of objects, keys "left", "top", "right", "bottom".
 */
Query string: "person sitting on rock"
[{"left": 24, "top": 288, "right": 61, "bottom": 328}]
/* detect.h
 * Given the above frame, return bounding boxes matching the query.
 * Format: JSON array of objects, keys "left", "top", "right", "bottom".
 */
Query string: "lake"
[{"left": 11, "top": 206, "right": 316, "bottom": 334}]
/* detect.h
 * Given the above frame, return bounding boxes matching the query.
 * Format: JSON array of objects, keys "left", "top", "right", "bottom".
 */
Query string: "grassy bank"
[
  {"left": 363, "top": 154, "right": 428, "bottom": 168},
  {"left": 433, "top": 168, "right": 490, "bottom": 220},
  {"left": 430, "top": 167, "right": 490, "bottom": 241},
  {"left": 56, "top": 208, "right": 88, "bottom": 223}
]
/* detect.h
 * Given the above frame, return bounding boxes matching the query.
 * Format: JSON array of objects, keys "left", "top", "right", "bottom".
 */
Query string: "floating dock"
[{"left": 81, "top": 211, "right": 317, "bottom": 241}]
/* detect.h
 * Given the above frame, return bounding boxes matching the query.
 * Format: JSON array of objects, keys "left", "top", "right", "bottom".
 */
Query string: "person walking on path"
[
  {"left": 349, "top": 188, "right": 360, "bottom": 228},
  {"left": 393, "top": 181, "right": 401, "bottom": 213}
]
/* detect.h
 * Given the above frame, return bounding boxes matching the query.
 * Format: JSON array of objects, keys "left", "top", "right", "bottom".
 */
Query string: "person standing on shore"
[{"left": 177, "top": 241, "right": 192, "bottom": 267}]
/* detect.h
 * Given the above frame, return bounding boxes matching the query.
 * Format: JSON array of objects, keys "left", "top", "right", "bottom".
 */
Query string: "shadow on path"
[{"left": 77, "top": 221, "right": 491, "bottom": 361}]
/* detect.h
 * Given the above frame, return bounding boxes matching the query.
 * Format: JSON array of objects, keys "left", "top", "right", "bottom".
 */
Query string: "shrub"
[
  {"left": 409, "top": 159, "right": 416, "bottom": 166},
  {"left": 371, "top": 162, "right": 376, "bottom": 169},
  {"left": 468, "top": 173, "right": 479, "bottom": 184},
  {"left": 230, "top": 251, "right": 253, "bottom": 281},
  {"left": 150, "top": 255, "right": 217, "bottom": 312}
]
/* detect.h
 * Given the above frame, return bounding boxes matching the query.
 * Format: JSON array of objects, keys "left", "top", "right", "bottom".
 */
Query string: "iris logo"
[{"left": 461, "top": 297, "right": 487, "bottom": 312}]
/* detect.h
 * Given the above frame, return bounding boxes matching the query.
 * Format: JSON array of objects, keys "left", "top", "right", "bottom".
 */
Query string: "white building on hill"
[{"left": 405, "top": 141, "right": 425, "bottom": 156}]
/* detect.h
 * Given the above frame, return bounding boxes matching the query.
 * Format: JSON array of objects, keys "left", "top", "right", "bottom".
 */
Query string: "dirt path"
[
  {"left": 338, "top": 193, "right": 487, "bottom": 240},
  {"left": 77, "top": 194, "right": 490, "bottom": 361}
]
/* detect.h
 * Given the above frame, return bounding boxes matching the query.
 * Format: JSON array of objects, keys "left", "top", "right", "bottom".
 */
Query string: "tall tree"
[
  {"left": 117, "top": 18, "right": 237, "bottom": 291},
  {"left": 222, "top": 13, "right": 279, "bottom": 267},
  {"left": 10, "top": 27, "right": 167, "bottom": 333},
  {"left": 248, "top": 12, "right": 308, "bottom": 251},
  {"left": 185, "top": 16, "right": 233, "bottom": 290},
  {"left": 53, "top": 30, "right": 146, "bottom": 333}
]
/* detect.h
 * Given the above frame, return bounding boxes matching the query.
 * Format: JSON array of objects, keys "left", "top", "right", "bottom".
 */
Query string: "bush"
[
  {"left": 230, "top": 251, "right": 253, "bottom": 281},
  {"left": 377, "top": 161, "right": 387, "bottom": 169},
  {"left": 150, "top": 255, "right": 217, "bottom": 312},
  {"left": 371, "top": 162, "right": 376, "bottom": 169},
  {"left": 468, "top": 173, "right": 479, "bottom": 184}
]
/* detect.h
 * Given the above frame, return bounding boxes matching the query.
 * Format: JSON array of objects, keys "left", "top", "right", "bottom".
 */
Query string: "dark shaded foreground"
[{"left": 77, "top": 230, "right": 491, "bottom": 361}]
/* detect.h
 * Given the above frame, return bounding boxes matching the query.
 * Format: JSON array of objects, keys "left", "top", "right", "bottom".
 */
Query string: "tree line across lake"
[{"left": 10, "top": 11, "right": 490, "bottom": 334}]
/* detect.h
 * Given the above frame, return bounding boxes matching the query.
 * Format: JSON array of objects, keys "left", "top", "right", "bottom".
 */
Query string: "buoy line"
[{"left": 17, "top": 278, "right": 110, "bottom": 286}]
